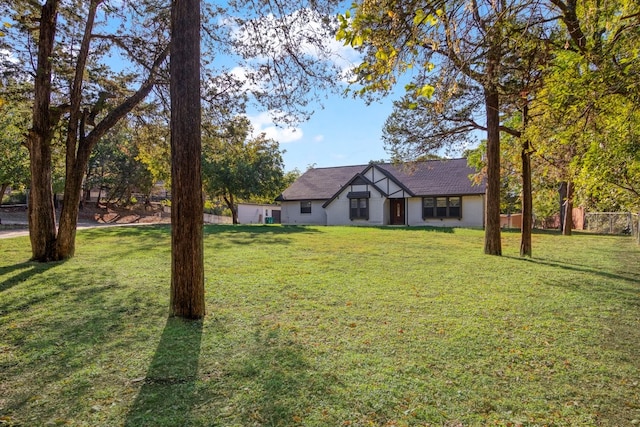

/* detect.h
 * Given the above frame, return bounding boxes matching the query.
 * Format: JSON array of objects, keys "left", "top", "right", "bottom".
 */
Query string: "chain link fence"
[{"left": 584, "top": 212, "right": 638, "bottom": 240}]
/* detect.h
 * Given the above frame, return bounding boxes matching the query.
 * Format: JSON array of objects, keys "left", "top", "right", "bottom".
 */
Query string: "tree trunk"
[
  {"left": 520, "top": 140, "right": 533, "bottom": 257},
  {"left": 223, "top": 194, "right": 238, "bottom": 224},
  {"left": 169, "top": 0, "right": 205, "bottom": 319},
  {"left": 26, "top": 0, "right": 168, "bottom": 262},
  {"left": 483, "top": 84, "right": 502, "bottom": 256},
  {"left": 562, "top": 180, "right": 573, "bottom": 236},
  {"left": 0, "top": 183, "right": 8, "bottom": 206},
  {"left": 55, "top": 147, "right": 90, "bottom": 259},
  {"left": 28, "top": 0, "right": 59, "bottom": 262}
]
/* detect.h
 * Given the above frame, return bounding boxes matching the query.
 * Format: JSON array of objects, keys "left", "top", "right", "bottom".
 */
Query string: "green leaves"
[
  {"left": 404, "top": 82, "right": 435, "bottom": 99},
  {"left": 413, "top": 9, "right": 438, "bottom": 26}
]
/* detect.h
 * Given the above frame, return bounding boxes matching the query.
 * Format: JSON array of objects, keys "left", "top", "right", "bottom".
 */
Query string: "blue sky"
[{"left": 248, "top": 95, "right": 395, "bottom": 173}]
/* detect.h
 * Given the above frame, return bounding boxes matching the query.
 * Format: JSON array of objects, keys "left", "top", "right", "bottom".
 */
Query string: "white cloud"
[
  {"left": 231, "top": 9, "right": 361, "bottom": 80},
  {"left": 0, "top": 49, "right": 19, "bottom": 64},
  {"left": 314, "top": 135, "right": 324, "bottom": 142},
  {"left": 247, "top": 111, "right": 303, "bottom": 143},
  {"left": 228, "top": 66, "right": 263, "bottom": 93}
]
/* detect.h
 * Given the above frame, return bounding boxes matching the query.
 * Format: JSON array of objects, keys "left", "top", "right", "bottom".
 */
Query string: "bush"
[{"left": 1, "top": 191, "right": 28, "bottom": 205}]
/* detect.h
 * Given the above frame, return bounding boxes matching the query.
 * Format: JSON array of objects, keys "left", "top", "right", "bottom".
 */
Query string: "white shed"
[{"left": 237, "top": 203, "right": 281, "bottom": 224}]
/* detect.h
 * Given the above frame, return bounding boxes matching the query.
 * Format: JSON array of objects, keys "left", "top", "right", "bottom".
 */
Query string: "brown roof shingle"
[{"left": 277, "top": 158, "right": 484, "bottom": 201}]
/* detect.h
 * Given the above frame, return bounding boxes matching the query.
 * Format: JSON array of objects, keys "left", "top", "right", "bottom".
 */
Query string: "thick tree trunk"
[
  {"left": 55, "top": 149, "right": 89, "bottom": 259},
  {"left": 520, "top": 141, "right": 533, "bottom": 257},
  {"left": 562, "top": 180, "right": 573, "bottom": 236},
  {"left": 484, "top": 85, "right": 502, "bottom": 256},
  {"left": 28, "top": 0, "right": 59, "bottom": 262},
  {"left": 169, "top": 0, "right": 205, "bottom": 319}
]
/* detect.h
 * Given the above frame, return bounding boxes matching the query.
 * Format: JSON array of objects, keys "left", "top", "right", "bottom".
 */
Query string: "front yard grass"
[{"left": 0, "top": 225, "right": 638, "bottom": 426}]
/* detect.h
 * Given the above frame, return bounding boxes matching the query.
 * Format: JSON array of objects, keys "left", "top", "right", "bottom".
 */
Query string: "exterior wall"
[
  {"left": 237, "top": 203, "right": 281, "bottom": 224},
  {"left": 406, "top": 194, "right": 485, "bottom": 227},
  {"left": 280, "top": 200, "right": 327, "bottom": 225}
]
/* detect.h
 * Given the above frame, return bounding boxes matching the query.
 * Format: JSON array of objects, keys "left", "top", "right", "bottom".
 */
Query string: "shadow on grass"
[
  {"left": 124, "top": 317, "right": 203, "bottom": 427},
  {"left": 204, "top": 224, "right": 324, "bottom": 247},
  {"left": 0, "top": 260, "right": 64, "bottom": 293},
  {"left": 504, "top": 255, "right": 640, "bottom": 290},
  {"left": 79, "top": 224, "right": 171, "bottom": 241}
]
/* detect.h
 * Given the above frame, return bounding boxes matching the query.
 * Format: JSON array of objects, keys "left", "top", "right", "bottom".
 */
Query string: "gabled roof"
[
  {"left": 276, "top": 164, "right": 366, "bottom": 201},
  {"left": 376, "top": 158, "right": 485, "bottom": 196},
  {"left": 321, "top": 172, "right": 387, "bottom": 208},
  {"left": 276, "top": 158, "right": 484, "bottom": 201}
]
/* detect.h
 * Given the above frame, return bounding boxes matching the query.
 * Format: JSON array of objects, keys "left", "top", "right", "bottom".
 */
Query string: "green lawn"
[{"left": 1, "top": 225, "right": 639, "bottom": 426}]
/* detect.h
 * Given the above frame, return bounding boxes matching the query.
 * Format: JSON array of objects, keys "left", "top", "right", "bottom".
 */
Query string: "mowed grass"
[{"left": 0, "top": 225, "right": 639, "bottom": 427}]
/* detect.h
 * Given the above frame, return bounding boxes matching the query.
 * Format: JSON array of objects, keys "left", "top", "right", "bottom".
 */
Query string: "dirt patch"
[
  {"left": 0, "top": 203, "right": 171, "bottom": 228},
  {"left": 86, "top": 204, "right": 170, "bottom": 225}
]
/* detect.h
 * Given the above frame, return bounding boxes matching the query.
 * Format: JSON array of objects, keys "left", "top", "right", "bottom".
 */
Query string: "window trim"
[{"left": 422, "top": 196, "right": 462, "bottom": 219}]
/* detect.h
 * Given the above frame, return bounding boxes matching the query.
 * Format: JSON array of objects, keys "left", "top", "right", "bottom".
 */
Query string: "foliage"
[
  {"left": 336, "top": 0, "right": 558, "bottom": 255},
  {"left": 85, "top": 121, "right": 154, "bottom": 204},
  {"left": 0, "top": 226, "right": 638, "bottom": 425},
  {"left": 527, "top": 0, "right": 640, "bottom": 214},
  {"left": 130, "top": 108, "right": 172, "bottom": 189},
  {"left": 201, "top": 117, "right": 286, "bottom": 224},
  {"left": 0, "top": 101, "right": 29, "bottom": 202},
  {"left": 1, "top": 0, "right": 346, "bottom": 261},
  {"left": 576, "top": 96, "right": 640, "bottom": 212}
]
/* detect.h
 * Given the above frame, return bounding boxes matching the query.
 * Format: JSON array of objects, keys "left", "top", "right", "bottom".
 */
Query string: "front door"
[{"left": 390, "top": 199, "right": 405, "bottom": 225}]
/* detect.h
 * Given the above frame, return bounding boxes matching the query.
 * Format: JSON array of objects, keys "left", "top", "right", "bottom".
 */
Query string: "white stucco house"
[{"left": 275, "top": 158, "right": 486, "bottom": 227}]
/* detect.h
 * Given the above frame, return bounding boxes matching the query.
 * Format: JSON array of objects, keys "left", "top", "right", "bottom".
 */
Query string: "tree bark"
[
  {"left": 0, "top": 183, "right": 8, "bottom": 206},
  {"left": 28, "top": 0, "right": 59, "bottom": 262},
  {"left": 519, "top": 97, "right": 533, "bottom": 257},
  {"left": 562, "top": 180, "right": 574, "bottom": 236},
  {"left": 223, "top": 194, "right": 238, "bottom": 224},
  {"left": 55, "top": 143, "right": 92, "bottom": 259},
  {"left": 169, "top": 0, "right": 205, "bottom": 319},
  {"left": 520, "top": 140, "right": 533, "bottom": 257},
  {"left": 483, "top": 84, "right": 502, "bottom": 256}
]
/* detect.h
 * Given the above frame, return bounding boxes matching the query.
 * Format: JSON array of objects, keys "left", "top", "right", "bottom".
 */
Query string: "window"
[
  {"left": 423, "top": 197, "right": 435, "bottom": 218},
  {"left": 300, "top": 201, "right": 312, "bottom": 214},
  {"left": 423, "top": 196, "right": 462, "bottom": 219},
  {"left": 350, "top": 198, "right": 369, "bottom": 220}
]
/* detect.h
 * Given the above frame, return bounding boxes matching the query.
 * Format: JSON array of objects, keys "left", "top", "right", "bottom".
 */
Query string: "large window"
[
  {"left": 423, "top": 196, "right": 461, "bottom": 219},
  {"left": 300, "top": 201, "right": 312, "bottom": 214},
  {"left": 350, "top": 198, "right": 369, "bottom": 220}
]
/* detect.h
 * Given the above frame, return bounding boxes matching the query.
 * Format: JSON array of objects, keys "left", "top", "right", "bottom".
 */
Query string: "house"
[{"left": 276, "top": 158, "right": 486, "bottom": 227}]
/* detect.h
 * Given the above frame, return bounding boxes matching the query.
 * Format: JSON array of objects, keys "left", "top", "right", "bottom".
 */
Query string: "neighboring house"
[
  {"left": 237, "top": 203, "right": 281, "bottom": 224},
  {"left": 276, "top": 158, "right": 486, "bottom": 227}
]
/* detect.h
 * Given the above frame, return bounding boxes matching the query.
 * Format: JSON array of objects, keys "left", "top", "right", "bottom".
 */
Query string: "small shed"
[{"left": 237, "top": 203, "right": 281, "bottom": 224}]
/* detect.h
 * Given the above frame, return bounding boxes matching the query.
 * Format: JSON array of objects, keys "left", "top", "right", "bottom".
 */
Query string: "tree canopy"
[
  {"left": 338, "top": 0, "right": 640, "bottom": 248},
  {"left": 1, "top": 0, "right": 344, "bottom": 262},
  {"left": 202, "top": 117, "right": 286, "bottom": 224}
]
